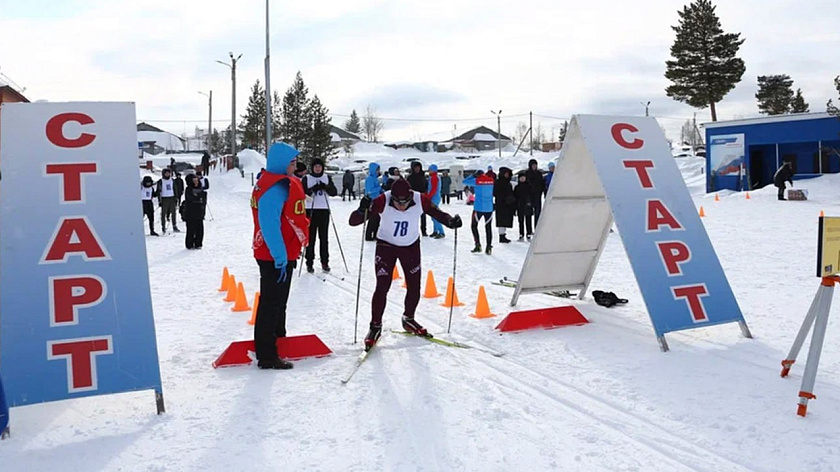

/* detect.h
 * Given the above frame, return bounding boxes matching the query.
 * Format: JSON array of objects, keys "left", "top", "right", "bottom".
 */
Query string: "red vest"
[{"left": 252, "top": 172, "right": 309, "bottom": 261}]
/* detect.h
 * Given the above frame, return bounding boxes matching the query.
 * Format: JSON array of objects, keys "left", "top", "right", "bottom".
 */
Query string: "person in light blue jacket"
[
  {"left": 427, "top": 164, "right": 445, "bottom": 238},
  {"left": 463, "top": 170, "right": 495, "bottom": 254},
  {"left": 364, "top": 163, "right": 383, "bottom": 240}
]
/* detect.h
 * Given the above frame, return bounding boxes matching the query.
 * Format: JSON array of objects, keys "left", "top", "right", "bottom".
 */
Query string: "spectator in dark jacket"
[
  {"left": 514, "top": 171, "right": 533, "bottom": 240},
  {"left": 525, "top": 159, "right": 545, "bottom": 226},
  {"left": 486, "top": 165, "right": 497, "bottom": 181},
  {"left": 184, "top": 174, "right": 207, "bottom": 249},
  {"left": 383, "top": 167, "right": 401, "bottom": 191},
  {"left": 774, "top": 161, "right": 794, "bottom": 200},
  {"left": 407, "top": 161, "right": 429, "bottom": 236},
  {"left": 342, "top": 169, "right": 356, "bottom": 201},
  {"left": 493, "top": 167, "right": 515, "bottom": 243},
  {"left": 440, "top": 171, "right": 452, "bottom": 204},
  {"left": 201, "top": 151, "right": 211, "bottom": 175}
]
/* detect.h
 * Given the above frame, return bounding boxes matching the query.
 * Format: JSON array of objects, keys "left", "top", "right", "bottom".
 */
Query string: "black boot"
[
  {"left": 257, "top": 358, "right": 294, "bottom": 370},
  {"left": 485, "top": 245, "right": 492, "bottom": 255},
  {"left": 364, "top": 324, "right": 382, "bottom": 351},
  {"left": 322, "top": 262, "right": 331, "bottom": 273},
  {"left": 499, "top": 235, "right": 511, "bottom": 244},
  {"left": 402, "top": 316, "right": 429, "bottom": 337},
  {"left": 471, "top": 244, "right": 482, "bottom": 253},
  {"left": 306, "top": 262, "right": 314, "bottom": 273}
]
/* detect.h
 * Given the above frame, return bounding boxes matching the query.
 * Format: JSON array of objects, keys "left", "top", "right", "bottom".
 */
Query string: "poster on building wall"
[
  {"left": 0, "top": 102, "right": 164, "bottom": 412},
  {"left": 709, "top": 133, "right": 745, "bottom": 176}
]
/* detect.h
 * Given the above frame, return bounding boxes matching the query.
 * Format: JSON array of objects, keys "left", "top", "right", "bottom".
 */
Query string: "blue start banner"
[
  {"left": 578, "top": 115, "right": 747, "bottom": 338},
  {"left": 0, "top": 102, "right": 163, "bottom": 409}
]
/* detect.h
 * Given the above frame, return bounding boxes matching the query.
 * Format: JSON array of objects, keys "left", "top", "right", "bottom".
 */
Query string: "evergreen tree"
[
  {"left": 345, "top": 109, "right": 361, "bottom": 134},
  {"left": 210, "top": 128, "right": 224, "bottom": 155},
  {"left": 558, "top": 120, "right": 568, "bottom": 142},
  {"left": 665, "top": 0, "right": 745, "bottom": 121},
  {"left": 280, "top": 71, "right": 311, "bottom": 150},
  {"left": 828, "top": 75, "right": 840, "bottom": 118},
  {"left": 240, "top": 80, "right": 266, "bottom": 152},
  {"left": 271, "top": 90, "right": 283, "bottom": 142},
  {"left": 756, "top": 75, "right": 794, "bottom": 115},
  {"left": 790, "top": 88, "right": 810, "bottom": 114},
  {"left": 303, "top": 94, "right": 335, "bottom": 165}
]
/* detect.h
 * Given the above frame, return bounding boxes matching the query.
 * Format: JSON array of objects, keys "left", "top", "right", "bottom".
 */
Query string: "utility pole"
[
  {"left": 217, "top": 52, "right": 242, "bottom": 161},
  {"left": 529, "top": 111, "right": 533, "bottom": 156},
  {"left": 264, "top": 0, "right": 272, "bottom": 154},
  {"left": 491, "top": 110, "right": 502, "bottom": 158},
  {"left": 641, "top": 101, "right": 650, "bottom": 117},
  {"left": 199, "top": 91, "right": 213, "bottom": 155}
]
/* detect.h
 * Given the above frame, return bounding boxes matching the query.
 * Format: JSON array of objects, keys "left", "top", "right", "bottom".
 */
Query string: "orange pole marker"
[
  {"left": 392, "top": 265, "right": 401, "bottom": 280},
  {"left": 231, "top": 282, "right": 251, "bottom": 312},
  {"left": 699, "top": 206, "right": 706, "bottom": 217},
  {"left": 714, "top": 194, "right": 720, "bottom": 202},
  {"left": 224, "top": 275, "right": 238, "bottom": 302},
  {"left": 469, "top": 286, "right": 496, "bottom": 319},
  {"left": 820, "top": 210, "right": 825, "bottom": 217},
  {"left": 423, "top": 270, "right": 441, "bottom": 298},
  {"left": 218, "top": 267, "right": 230, "bottom": 292},
  {"left": 441, "top": 277, "right": 465, "bottom": 307},
  {"left": 247, "top": 292, "right": 260, "bottom": 325},
  {"left": 745, "top": 192, "right": 751, "bottom": 200}
]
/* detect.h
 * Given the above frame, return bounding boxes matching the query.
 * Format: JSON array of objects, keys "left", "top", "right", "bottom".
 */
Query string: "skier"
[
  {"left": 251, "top": 142, "right": 310, "bottom": 370},
  {"left": 302, "top": 158, "right": 338, "bottom": 273},
  {"left": 349, "top": 178, "right": 462, "bottom": 350},
  {"left": 407, "top": 161, "right": 429, "bottom": 236},
  {"left": 183, "top": 173, "right": 207, "bottom": 249},
  {"left": 493, "top": 167, "right": 515, "bottom": 243},
  {"left": 156, "top": 168, "right": 180, "bottom": 233},
  {"left": 525, "top": 159, "right": 545, "bottom": 226},
  {"left": 364, "top": 163, "right": 383, "bottom": 241},
  {"left": 173, "top": 171, "right": 185, "bottom": 206},
  {"left": 463, "top": 170, "right": 494, "bottom": 254},
  {"left": 341, "top": 169, "right": 356, "bottom": 201},
  {"left": 514, "top": 171, "right": 534, "bottom": 241},
  {"left": 427, "top": 164, "right": 445, "bottom": 238},
  {"left": 141, "top": 175, "right": 159, "bottom": 236},
  {"left": 774, "top": 161, "right": 794, "bottom": 200}
]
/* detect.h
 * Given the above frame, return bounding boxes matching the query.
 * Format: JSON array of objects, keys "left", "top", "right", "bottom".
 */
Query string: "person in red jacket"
[
  {"left": 251, "top": 143, "right": 310, "bottom": 370},
  {"left": 349, "top": 179, "right": 462, "bottom": 350}
]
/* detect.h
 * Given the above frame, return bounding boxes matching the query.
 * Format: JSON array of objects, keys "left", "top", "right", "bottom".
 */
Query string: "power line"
[{"left": 327, "top": 112, "right": 530, "bottom": 122}]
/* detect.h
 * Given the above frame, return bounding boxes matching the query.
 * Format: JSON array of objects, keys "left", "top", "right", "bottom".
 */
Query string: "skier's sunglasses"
[{"left": 392, "top": 196, "right": 412, "bottom": 207}]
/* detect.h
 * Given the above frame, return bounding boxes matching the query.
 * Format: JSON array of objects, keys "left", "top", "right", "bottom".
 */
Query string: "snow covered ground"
[{"left": 2, "top": 152, "right": 840, "bottom": 471}]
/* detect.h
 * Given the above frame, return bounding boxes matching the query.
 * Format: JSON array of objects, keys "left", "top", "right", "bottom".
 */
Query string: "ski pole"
[
  {"left": 353, "top": 208, "right": 369, "bottom": 344},
  {"left": 206, "top": 202, "right": 214, "bottom": 221},
  {"left": 324, "top": 194, "right": 349, "bottom": 273},
  {"left": 447, "top": 226, "right": 458, "bottom": 334}
]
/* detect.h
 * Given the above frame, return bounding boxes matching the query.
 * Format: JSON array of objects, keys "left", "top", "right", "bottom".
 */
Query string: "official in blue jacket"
[
  {"left": 463, "top": 170, "right": 495, "bottom": 254},
  {"left": 364, "top": 163, "right": 383, "bottom": 240}
]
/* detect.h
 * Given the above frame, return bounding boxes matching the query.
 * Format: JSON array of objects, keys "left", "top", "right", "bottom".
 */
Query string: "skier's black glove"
[
  {"left": 359, "top": 196, "right": 371, "bottom": 211},
  {"left": 448, "top": 215, "right": 463, "bottom": 229}
]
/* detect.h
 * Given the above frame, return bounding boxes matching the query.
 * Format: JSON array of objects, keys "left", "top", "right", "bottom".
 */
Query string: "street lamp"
[
  {"left": 198, "top": 91, "right": 212, "bottom": 155},
  {"left": 491, "top": 109, "right": 502, "bottom": 158},
  {"left": 217, "top": 52, "right": 242, "bottom": 161},
  {"left": 641, "top": 101, "right": 650, "bottom": 117},
  {"left": 264, "top": 0, "right": 272, "bottom": 155}
]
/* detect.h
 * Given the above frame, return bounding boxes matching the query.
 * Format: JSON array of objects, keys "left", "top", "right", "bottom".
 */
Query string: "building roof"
[
  {"left": 0, "top": 85, "right": 30, "bottom": 103},
  {"left": 137, "top": 122, "right": 167, "bottom": 133},
  {"left": 702, "top": 112, "right": 834, "bottom": 129},
  {"left": 329, "top": 124, "right": 362, "bottom": 141},
  {"left": 450, "top": 125, "right": 511, "bottom": 142}
]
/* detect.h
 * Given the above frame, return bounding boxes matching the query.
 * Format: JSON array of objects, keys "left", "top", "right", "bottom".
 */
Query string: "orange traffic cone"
[
  {"left": 820, "top": 210, "right": 825, "bottom": 217},
  {"left": 224, "top": 275, "right": 237, "bottom": 302},
  {"left": 247, "top": 292, "right": 260, "bottom": 325},
  {"left": 699, "top": 206, "right": 706, "bottom": 217},
  {"left": 218, "top": 267, "right": 230, "bottom": 292},
  {"left": 714, "top": 194, "right": 720, "bottom": 202},
  {"left": 392, "top": 265, "right": 401, "bottom": 280},
  {"left": 469, "top": 286, "right": 496, "bottom": 319},
  {"left": 441, "top": 277, "right": 465, "bottom": 307},
  {"left": 231, "top": 282, "right": 250, "bottom": 312},
  {"left": 745, "top": 192, "right": 751, "bottom": 200},
  {"left": 423, "top": 270, "right": 441, "bottom": 298}
]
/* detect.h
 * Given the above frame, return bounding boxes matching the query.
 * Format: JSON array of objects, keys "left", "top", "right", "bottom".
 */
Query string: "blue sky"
[{"left": 1, "top": 0, "right": 838, "bottom": 142}]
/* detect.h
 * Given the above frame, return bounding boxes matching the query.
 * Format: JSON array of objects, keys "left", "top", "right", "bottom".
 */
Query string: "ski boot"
[
  {"left": 499, "top": 235, "right": 511, "bottom": 244},
  {"left": 306, "top": 262, "right": 315, "bottom": 273},
  {"left": 518, "top": 235, "right": 524, "bottom": 242},
  {"left": 485, "top": 245, "right": 492, "bottom": 255},
  {"left": 402, "top": 316, "right": 430, "bottom": 337},
  {"left": 364, "top": 324, "right": 382, "bottom": 351},
  {"left": 322, "top": 263, "right": 331, "bottom": 273},
  {"left": 471, "top": 244, "right": 482, "bottom": 253},
  {"left": 150, "top": 231, "right": 160, "bottom": 237},
  {"left": 257, "top": 357, "right": 294, "bottom": 370},
  {"left": 173, "top": 226, "right": 181, "bottom": 233}
]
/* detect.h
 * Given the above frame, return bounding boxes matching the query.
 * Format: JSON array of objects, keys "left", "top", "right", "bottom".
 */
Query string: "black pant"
[
  {"left": 518, "top": 212, "right": 533, "bottom": 237},
  {"left": 371, "top": 240, "right": 421, "bottom": 326},
  {"left": 471, "top": 211, "right": 493, "bottom": 247},
  {"left": 142, "top": 200, "right": 155, "bottom": 233},
  {"left": 531, "top": 194, "right": 542, "bottom": 227},
  {"left": 254, "top": 259, "right": 296, "bottom": 361},
  {"left": 160, "top": 197, "right": 178, "bottom": 231},
  {"left": 441, "top": 193, "right": 450, "bottom": 204},
  {"left": 365, "top": 213, "right": 380, "bottom": 241},
  {"left": 341, "top": 187, "right": 356, "bottom": 201},
  {"left": 421, "top": 214, "right": 427, "bottom": 235},
  {"left": 777, "top": 185, "right": 785, "bottom": 200},
  {"left": 185, "top": 219, "right": 204, "bottom": 248},
  {"left": 306, "top": 209, "right": 330, "bottom": 266}
]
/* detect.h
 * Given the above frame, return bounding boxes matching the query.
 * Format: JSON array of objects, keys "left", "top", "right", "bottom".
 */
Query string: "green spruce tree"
[
  {"left": 665, "top": 0, "right": 745, "bottom": 121},
  {"left": 828, "top": 75, "right": 840, "bottom": 118},
  {"left": 240, "top": 80, "right": 266, "bottom": 152},
  {"left": 756, "top": 75, "right": 794, "bottom": 115},
  {"left": 271, "top": 90, "right": 283, "bottom": 143},
  {"left": 558, "top": 120, "right": 568, "bottom": 142},
  {"left": 304, "top": 94, "right": 335, "bottom": 165},
  {"left": 790, "top": 88, "right": 809, "bottom": 113},
  {"left": 345, "top": 109, "right": 361, "bottom": 134},
  {"left": 210, "top": 128, "right": 224, "bottom": 155},
  {"left": 280, "top": 71, "right": 311, "bottom": 152}
]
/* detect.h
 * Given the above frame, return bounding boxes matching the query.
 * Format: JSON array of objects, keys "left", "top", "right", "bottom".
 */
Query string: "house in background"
[
  {"left": 137, "top": 122, "right": 186, "bottom": 155},
  {"left": 0, "top": 82, "right": 30, "bottom": 159},
  {"left": 447, "top": 125, "right": 511, "bottom": 151},
  {"left": 330, "top": 125, "right": 362, "bottom": 148}
]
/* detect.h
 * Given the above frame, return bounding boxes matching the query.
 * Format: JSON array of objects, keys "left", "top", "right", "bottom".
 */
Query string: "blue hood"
[
  {"left": 368, "top": 162, "right": 380, "bottom": 176},
  {"left": 429, "top": 164, "right": 438, "bottom": 172},
  {"left": 266, "top": 143, "right": 300, "bottom": 175}
]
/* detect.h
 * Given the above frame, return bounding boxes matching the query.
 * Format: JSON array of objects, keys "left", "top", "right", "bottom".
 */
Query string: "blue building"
[{"left": 703, "top": 113, "right": 840, "bottom": 192}]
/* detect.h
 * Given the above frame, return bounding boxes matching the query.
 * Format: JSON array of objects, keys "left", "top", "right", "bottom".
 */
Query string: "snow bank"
[{"left": 237, "top": 149, "right": 266, "bottom": 174}]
